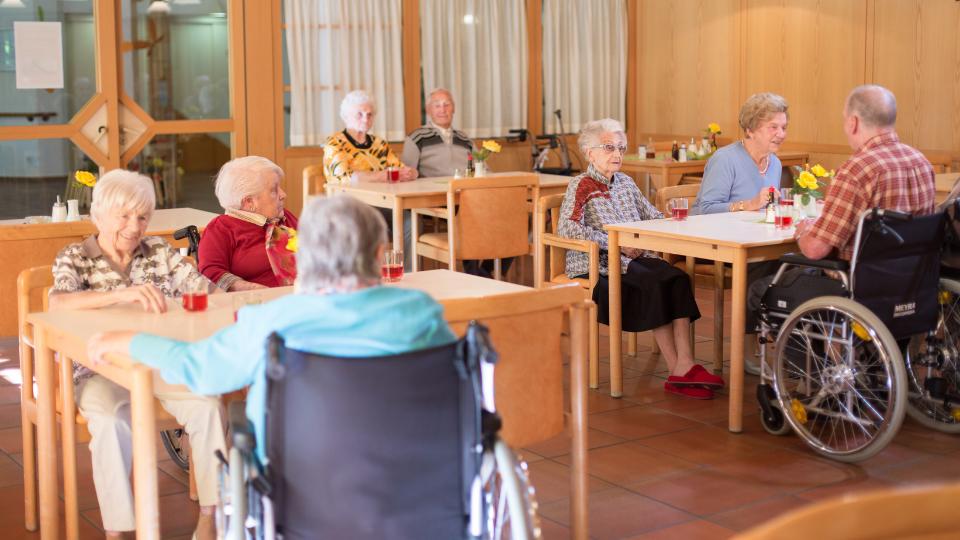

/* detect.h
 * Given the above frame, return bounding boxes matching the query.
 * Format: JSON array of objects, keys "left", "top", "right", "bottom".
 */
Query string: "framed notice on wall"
[{"left": 13, "top": 21, "right": 64, "bottom": 89}]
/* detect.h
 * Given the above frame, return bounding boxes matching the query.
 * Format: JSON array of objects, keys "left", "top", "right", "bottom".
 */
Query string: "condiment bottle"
[{"left": 52, "top": 196, "right": 66, "bottom": 223}]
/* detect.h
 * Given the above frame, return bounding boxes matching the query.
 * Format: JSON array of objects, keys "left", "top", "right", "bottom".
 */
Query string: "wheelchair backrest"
[
  {"left": 850, "top": 209, "right": 945, "bottom": 339},
  {"left": 264, "top": 331, "right": 484, "bottom": 540},
  {"left": 940, "top": 199, "right": 960, "bottom": 273}
]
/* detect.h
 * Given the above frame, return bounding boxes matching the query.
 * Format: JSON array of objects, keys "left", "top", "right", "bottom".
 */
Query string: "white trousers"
[{"left": 76, "top": 374, "right": 226, "bottom": 532}]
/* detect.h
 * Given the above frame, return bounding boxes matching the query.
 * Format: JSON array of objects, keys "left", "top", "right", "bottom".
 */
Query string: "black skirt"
[{"left": 580, "top": 257, "right": 701, "bottom": 333}]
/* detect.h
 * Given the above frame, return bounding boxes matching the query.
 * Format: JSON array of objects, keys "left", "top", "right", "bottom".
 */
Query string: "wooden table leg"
[
  {"left": 569, "top": 301, "right": 590, "bottom": 540},
  {"left": 131, "top": 365, "right": 160, "bottom": 539},
  {"left": 714, "top": 260, "right": 725, "bottom": 375},
  {"left": 34, "top": 331, "right": 58, "bottom": 540},
  {"left": 608, "top": 230, "right": 623, "bottom": 398},
  {"left": 410, "top": 210, "right": 419, "bottom": 272},
  {"left": 728, "top": 250, "right": 748, "bottom": 433},
  {"left": 685, "top": 256, "right": 696, "bottom": 352},
  {"left": 393, "top": 199, "right": 404, "bottom": 256},
  {"left": 60, "top": 356, "right": 79, "bottom": 540}
]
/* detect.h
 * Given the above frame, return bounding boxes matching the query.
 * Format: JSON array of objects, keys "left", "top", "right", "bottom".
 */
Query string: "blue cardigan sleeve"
[
  {"left": 696, "top": 154, "right": 737, "bottom": 214},
  {"left": 129, "top": 321, "right": 264, "bottom": 397}
]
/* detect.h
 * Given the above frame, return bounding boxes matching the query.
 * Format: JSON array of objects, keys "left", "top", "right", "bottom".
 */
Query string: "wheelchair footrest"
[{"left": 757, "top": 384, "right": 778, "bottom": 425}]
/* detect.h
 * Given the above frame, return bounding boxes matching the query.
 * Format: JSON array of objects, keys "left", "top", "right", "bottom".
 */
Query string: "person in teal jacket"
[{"left": 88, "top": 195, "right": 457, "bottom": 462}]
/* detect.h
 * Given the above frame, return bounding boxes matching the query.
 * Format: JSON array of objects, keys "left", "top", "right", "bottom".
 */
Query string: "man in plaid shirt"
[{"left": 748, "top": 85, "right": 935, "bottom": 327}]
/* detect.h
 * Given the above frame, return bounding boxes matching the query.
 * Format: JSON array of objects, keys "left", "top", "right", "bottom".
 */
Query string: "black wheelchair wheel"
[
  {"left": 904, "top": 278, "right": 960, "bottom": 433},
  {"left": 773, "top": 297, "right": 905, "bottom": 463},
  {"left": 480, "top": 441, "right": 541, "bottom": 540},
  {"left": 160, "top": 429, "right": 190, "bottom": 471}
]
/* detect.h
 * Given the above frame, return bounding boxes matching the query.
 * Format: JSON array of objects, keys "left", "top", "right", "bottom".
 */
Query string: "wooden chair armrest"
[
  {"left": 543, "top": 233, "right": 596, "bottom": 254},
  {"left": 413, "top": 207, "right": 450, "bottom": 220}
]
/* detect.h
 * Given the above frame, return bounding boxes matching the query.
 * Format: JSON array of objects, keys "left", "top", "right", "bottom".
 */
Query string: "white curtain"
[
  {"left": 285, "top": 0, "right": 405, "bottom": 146},
  {"left": 542, "top": 0, "right": 626, "bottom": 134},
  {"left": 420, "top": 0, "right": 527, "bottom": 138}
]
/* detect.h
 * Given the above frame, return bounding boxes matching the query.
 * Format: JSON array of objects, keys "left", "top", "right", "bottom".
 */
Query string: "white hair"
[
  {"left": 339, "top": 90, "right": 376, "bottom": 124},
  {"left": 296, "top": 195, "right": 387, "bottom": 292},
  {"left": 846, "top": 84, "right": 897, "bottom": 128},
  {"left": 90, "top": 169, "right": 156, "bottom": 226},
  {"left": 578, "top": 118, "right": 626, "bottom": 155},
  {"left": 426, "top": 87, "right": 454, "bottom": 106},
  {"left": 213, "top": 156, "right": 284, "bottom": 210}
]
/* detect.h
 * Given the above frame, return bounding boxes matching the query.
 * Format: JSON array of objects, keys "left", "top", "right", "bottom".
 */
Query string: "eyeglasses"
[{"left": 590, "top": 144, "right": 627, "bottom": 154}]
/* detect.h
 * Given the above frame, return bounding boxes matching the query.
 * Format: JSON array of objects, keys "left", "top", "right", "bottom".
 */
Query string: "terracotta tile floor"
[{"left": 2, "top": 288, "right": 960, "bottom": 539}]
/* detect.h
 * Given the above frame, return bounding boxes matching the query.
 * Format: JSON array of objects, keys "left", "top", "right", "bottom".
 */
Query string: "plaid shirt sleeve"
[{"left": 807, "top": 163, "right": 864, "bottom": 255}]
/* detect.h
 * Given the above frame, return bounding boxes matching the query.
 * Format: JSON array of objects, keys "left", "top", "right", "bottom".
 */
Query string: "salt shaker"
[
  {"left": 66, "top": 199, "right": 80, "bottom": 221},
  {"left": 51, "top": 196, "right": 67, "bottom": 223}
]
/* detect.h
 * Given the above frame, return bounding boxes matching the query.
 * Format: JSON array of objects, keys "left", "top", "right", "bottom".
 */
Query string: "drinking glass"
[
  {"left": 181, "top": 280, "right": 208, "bottom": 312},
  {"left": 381, "top": 250, "right": 404, "bottom": 282},
  {"left": 669, "top": 198, "right": 689, "bottom": 221},
  {"left": 778, "top": 188, "right": 795, "bottom": 229},
  {"left": 386, "top": 166, "right": 400, "bottom": 183}
]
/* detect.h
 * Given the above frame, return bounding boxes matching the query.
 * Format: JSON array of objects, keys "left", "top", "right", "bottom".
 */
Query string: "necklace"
[{"left": 741, "top": 140, "right": 770, "bottom": 175}]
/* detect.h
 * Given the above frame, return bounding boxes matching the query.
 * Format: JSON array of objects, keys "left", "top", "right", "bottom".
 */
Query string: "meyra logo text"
[{"left": 893, "top": 302, "right": 916, "bottom": 318}]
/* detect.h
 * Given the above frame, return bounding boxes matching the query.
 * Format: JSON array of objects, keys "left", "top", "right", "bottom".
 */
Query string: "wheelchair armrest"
[
  {"left": 779, "top": 252, "right": 849, "bottom": 272},
  {"left": 228, "top": 400, "right": 256, "bottom": 452}
]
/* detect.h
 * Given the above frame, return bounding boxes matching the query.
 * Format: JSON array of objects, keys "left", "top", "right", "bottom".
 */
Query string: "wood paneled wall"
[{"left": 632, "top": 0, "right": 960, "bottom": 172}]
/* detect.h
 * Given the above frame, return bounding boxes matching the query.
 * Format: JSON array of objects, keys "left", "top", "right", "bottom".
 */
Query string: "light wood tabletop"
[
  {"left": 604, "top": 211, "right": 797, "bottom": 433},
  {"left": 28, "top": 270, "right": 590, "bottom": 539},
  {"left": 325, "top": 172, "right": 572, "bottom": 250}
]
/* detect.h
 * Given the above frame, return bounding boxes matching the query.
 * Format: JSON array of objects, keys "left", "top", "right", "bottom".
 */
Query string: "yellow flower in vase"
[{"left": 473, "top": 139, "right": 503, "bottom": 162}]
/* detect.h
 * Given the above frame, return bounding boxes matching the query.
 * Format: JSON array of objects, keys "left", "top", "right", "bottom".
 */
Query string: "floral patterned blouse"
[
  {"left": 557, "top": 165, "right": 663, "bottom": 277},
  {"left": 323, "top": 129, "right": 403, "bottom": 185},
  {"left": 51, "top": 235, "right": 216, "bottom": 382}
]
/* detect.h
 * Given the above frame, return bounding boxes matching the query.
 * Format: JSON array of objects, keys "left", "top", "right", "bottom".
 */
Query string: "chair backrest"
[
  {"left": 733, "top": 481, "right": 960, "bottom": 540},
  {"left": 17, "top": 266, "right": 54, "bottom": 411},
  {"left": 655, "top": 183, "right": 700, "bottom": 214},
  {"left": 850, "top": 209, "right": 945, "bottom": 338},
  {"left": 266, "top": 338, "right": 472, "bottom": 539},
  {"left": 448, "top": 173, "right": 539, "bottom": 261},
  {"left": 302, "top": 164, "right": 326, "bottom": 201}
]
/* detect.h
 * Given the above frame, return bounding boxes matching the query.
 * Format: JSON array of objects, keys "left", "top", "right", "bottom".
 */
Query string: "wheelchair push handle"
[{"left": 871, "top": 207, "right": 911, "bottom": 221}]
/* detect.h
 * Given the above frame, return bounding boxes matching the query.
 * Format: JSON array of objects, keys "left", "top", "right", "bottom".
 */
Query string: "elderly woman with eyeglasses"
[
  {"left": 48, "top": 169, "right": 224, "bottom": 539},
  {"left": 558, "top": 118, "right": 723, "bottom": 399},
  {"left": 198, "top": 156, "right": 299, "bottom": 290},
  {"left": 692, "top": 92, "right": 788, "bottom": 215},
  {"left": 87, "top": 195, "right": 456, "bottom": 464}
]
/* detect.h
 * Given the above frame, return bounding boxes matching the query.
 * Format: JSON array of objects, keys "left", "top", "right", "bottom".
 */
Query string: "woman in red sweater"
[{"left": 199, "top": 156, "right": 299, "bottom": 290}]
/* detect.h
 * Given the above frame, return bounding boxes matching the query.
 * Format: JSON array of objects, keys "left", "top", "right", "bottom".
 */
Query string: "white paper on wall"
[{"left": 13, "top": 21, "right": 64, "bottom": 90}]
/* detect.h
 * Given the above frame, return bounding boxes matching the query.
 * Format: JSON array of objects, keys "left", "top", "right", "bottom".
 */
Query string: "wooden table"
[
  {"left": 0, "top": 208, "right": 218, "bottom": 336},
  {"left": 605, "top": 212, "right": 797, "bottom": 432},
  {"left": 325, "top": 172, "right": 572, "bottom": 251},
  {"left": 29, "top": 270, "right": 590, "bottom": 539},
  {"left": 620, "top": 151, "right": 810, "bottom": 193}
]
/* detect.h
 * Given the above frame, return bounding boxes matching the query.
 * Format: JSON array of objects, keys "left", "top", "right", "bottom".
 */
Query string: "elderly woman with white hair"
[
  {"left": 323, "top": 89, "right": 418, "bottom": 185},
  {"left": 49, "top": 169, "right": 225, "bottom": 539},
  {"left": 558, "top": 119, "right": 724, "bottom": 399},
  {"left": 199, "top": 155, "right": 299, "bottom": 290},
  {"left": 88, "top": 195, "right": 456, "bottom": 463}
]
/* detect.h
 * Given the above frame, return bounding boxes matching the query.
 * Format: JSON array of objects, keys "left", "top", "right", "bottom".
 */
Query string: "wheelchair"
[
  {"left": 215, "top": 321, "right": 540, "bottom": 540},
  {"left": 755, "top": 207, "right": 953, "bottom": 462}
]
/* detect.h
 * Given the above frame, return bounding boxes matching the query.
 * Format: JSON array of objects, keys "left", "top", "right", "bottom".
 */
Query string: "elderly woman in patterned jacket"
[
  {"left": 323, "top": 89, "right": 418, "bottom": 185},
  {"left": 48, "top": 169, "right": 224, "bottom": 539},
  {"left": 558, "top": 119, "right": 724, "bottom": 399}
]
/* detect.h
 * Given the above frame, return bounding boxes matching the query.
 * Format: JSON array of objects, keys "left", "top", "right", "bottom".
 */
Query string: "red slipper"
[
  {"left": 668, "top": 364, "right": 725, "bottom": 388},
  {"left": 664, "top": 382, "right": 714, "bottom": 400}
]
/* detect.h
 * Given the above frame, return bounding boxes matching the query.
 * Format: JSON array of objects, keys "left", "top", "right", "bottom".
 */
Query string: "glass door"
[{"left": 0, "top": 0, "right": 245, "bottom": 219}]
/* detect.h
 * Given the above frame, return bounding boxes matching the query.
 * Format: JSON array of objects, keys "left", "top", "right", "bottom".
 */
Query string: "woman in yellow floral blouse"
[{"left": 323, "top": 90, "right": 419, "bottom": 185}]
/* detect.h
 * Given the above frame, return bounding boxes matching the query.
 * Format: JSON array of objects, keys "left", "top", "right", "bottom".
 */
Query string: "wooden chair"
[
  {"left": 412, "top": 173, "right": 539, "bottom": 280},
  {"left": 654, "top": 184, "right": 729, "bottom": 374},
  {"left": 733, "top": 481, "right": 960, "bottom": 540},
  {"left": 302, "top": 164, "right": 326, "bottom": 202},
  {"left": 442, "top": 284, "right": 590, "bottom": 540},
  {"left": 18, "top": 266, "right": 195, "bottom": 539}
]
